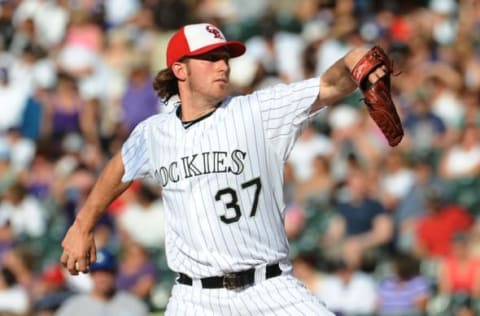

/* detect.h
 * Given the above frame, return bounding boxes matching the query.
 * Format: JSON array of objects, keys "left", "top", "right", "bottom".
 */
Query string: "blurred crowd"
[{"left": 1, "top": 0, "right": 480, "bottom": 315}]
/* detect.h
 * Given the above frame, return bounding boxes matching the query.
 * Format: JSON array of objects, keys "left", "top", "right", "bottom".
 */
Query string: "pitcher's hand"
[{"left": 60, "top": 220, "right": 97, "bottom": 275}]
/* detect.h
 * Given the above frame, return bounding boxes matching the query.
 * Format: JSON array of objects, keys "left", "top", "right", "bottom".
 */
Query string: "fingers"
[
  {"left": 75, "top": 256, "right": 91, "bottom": 273},
  {"left": 60, "top": 251, "right": 68, "bottom": 267},
  {"left": 367, "top": 66, "right": 389, "bottom": 84},
  {"left": 60, "top": 250, "right": 91, "bottom": 275},
  {"left": 61, "top": 251, "right": 79, "bottom": 275},
  {"left": 60, "top": 223, "right": 95, "bottom": 275},
  {"left": 89, "top": 245, "right": 97, "bottom": 265}
]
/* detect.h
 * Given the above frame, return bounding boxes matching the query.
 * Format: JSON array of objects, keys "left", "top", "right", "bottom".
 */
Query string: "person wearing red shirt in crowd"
[
  {"left": 437, "top": 232, "right": 480, "bottom": 298},
  {"left": 413, "top": 189, "right": 474, "bottom": 259}
]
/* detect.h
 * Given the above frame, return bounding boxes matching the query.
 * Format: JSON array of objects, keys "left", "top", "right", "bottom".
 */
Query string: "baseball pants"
[{"left": 165, "top": 273, "right": 334, "bottom": 315}]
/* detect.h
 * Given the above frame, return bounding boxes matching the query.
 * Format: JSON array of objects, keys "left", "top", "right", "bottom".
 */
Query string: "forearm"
[
  {"left": 358, "top": 215, "right": 393, "bottom": 248},
  {"left": 314, "top": 47, "right": 369, "bottom": 109},
  {"left": 437, "top": 265, "right": 450, "bottom": 294},
  {"left": 61, "top": 151, "right": 132, "bottom": 274},
  {"left": 75, "top": 152, "right": 131, "bottom": 232}
]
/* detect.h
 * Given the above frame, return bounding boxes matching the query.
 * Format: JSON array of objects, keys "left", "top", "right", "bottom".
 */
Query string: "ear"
[{"left": 171, "top": 62, "right": 187, "bottom": 81}]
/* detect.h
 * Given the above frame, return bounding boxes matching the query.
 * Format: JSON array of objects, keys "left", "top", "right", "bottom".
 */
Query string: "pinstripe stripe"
[
  {"left": 192, "top": 285, "right": 200, "bottom": 316},
  {"left": 188, "top": 124, "right": 225, "bottom": 272},
  {"left": 241, "top": 98, "right": 281, "bottom": 248},
  {"left": 232, "top": 99, "right": 263, "bottom": 256},
  {"left": 196, "top": 158, "right": 234, "bottom": 269},
  {"left": 265, "top": 280, "right": 285, "bottom": 315},
  {"left": 211, "top": 119, "right": 249, "bottom": 261},
  {"left": 237, "top": 292, "right": 254, "bottom": 316},
  {"left": 244, "top": 278, "right": 278, "bottom": 316},
  {"left": 277, "top": 276, "right": 307, "bottom": 316},
  {"left": 243, "top": 95, "right": 285, "bottom": 250},
  {"left": 207, "top": 288, "right": 215, "bottom": 315},
  {"left": 257, "top": 82, "right": 319, "bottom": 102},
  {"left": 259, "top": 95, "right": 319, "bottom": 115},
  {"left": 201, "top": 137, "right": 236, "bottom": 270}
]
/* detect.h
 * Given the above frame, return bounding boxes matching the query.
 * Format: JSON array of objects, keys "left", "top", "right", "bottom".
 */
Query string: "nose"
[
  {"left": 215, "top": 58, "right": 229, "bottom": 70},
  {"left": 215, "top": 59, "right": 230, "bottom": 76}
]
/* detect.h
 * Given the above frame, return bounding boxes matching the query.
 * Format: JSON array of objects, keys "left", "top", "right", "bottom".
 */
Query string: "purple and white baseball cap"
[{"left": 166, "top": 23, "right": 246, "bottom": 67}]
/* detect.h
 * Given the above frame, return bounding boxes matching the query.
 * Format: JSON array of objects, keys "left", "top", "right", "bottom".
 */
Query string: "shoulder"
[
  {"left": 140, "top": 112, "right": 172, "bottom": 126},
  {"left": 216, "top": 95, "right": 254, "bottom": 115},
  {"left": 365, "top": 197, "right": 385, "bottom": 210},
  {"left": 114, "top": 291, "right": 148, "bottom": 306},
  {"left": 128, "top": 112, "right": 173, "bottom": 135},
  {"left": 410, "top": 275, "right": 430, "bottom": 287},
  {"left": 58, "top": 294, "right": 92, "bottom": 308},
  {"left": 378, "top": 276, "right": 396, "bottom": 289},
  {"left": 259, "top": 78, "right": 319, "bottom": 94},
  {"left": 111, "top": 291, "right": 149, "bottom": 312},
  {"left": 319, "top": 274, "right": 342, "bottom": 288},
  {"left": 352, "top": 272, "right": 376, "bottom": 286}
]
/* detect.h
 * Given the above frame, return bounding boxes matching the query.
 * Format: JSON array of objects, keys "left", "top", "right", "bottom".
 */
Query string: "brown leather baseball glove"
[{"left": 351, "top": 46, "right": 404, "bottom": 147}]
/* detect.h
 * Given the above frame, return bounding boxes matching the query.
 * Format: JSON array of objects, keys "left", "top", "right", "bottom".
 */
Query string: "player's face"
[{"left": 183, "top": 48, "right": 231, "bottom": 103}]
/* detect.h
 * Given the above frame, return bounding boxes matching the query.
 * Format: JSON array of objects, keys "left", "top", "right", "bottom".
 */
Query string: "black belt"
[{"left": 177, "top": 263, "right": 282, "bottom": 290}]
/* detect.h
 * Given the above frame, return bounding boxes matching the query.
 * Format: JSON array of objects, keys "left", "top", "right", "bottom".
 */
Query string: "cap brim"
[{"left": 186, "top": 41, "right": 246, "bottom": 59}]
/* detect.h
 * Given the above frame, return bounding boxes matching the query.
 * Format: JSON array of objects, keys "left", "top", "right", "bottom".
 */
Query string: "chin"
[{"left": 213, "top": 90, "right": 229, "bottom": 102}]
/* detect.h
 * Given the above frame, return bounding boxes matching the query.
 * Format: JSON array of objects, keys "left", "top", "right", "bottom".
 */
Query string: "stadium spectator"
[
  {"left": 379, "top": 149, "right": 415, "bottom": 212},
  {"left": 0, "top": 266, "right": 29, "bottom": 315},
  {"left": 288, "top": 123, "right": 333, "bottom": 182},
  {"left": 439, "top": 123, "right": 480, "bottom": 180},
  {"left": 40, "top": 73, "right": 86, "bottom": 145},
  {"left": 116, "top": 183, "right": 165, "bottom": 249},
  {"left": 323, "top": 167, "right": 393, "bottom": 269},
  {"left": 1, "top": 127, "right": 36, "bottom": 172},
  {"left": 0, "top": 141, "right": 18, "bottom": 196},
  {"left": 294, "top": 154, "right": 334, "bottom": 210},
  {"left": 437, "top": 232, "right": 480, "bottom": 298},
  {"left": 413, "top": 189, "right": 474, "bottom": 259},
  {"left": 377, "top": 252, "right": 431, "bottom": 316},
  {"left": 115, "top": 241, "right": 157, "bottom": 305},
  {"left": 327, "top": 104, "right": 385, "bottom": 180},
  {"left": 0, "top": 181, "right": 46, "bottom": 239},
  {"left": 55, "top": 247, "right": 148, "bottom": 316},
  {"left": 393, "top": 156, "right": 449, "bottom": 253},
  {"left": 0, "top": 66, "right": 30, "bottom": 133},
  {"left": 402, "top": 92, "right": 448, "bottom": 164},
  {"left": 120, "top": 63, "right": 159, "bottom": 134},
  {"left": 1, "top": 246, "right": 37, "bottom": 300},
  {"left": 292, "top": 251, "right": 325, "bottom": 295},
  {"left": 316, "top": 257, "right": 378, "bottom": 315},
  {"left": 32, "top": 264, "right": 75, "bottom": 316}
]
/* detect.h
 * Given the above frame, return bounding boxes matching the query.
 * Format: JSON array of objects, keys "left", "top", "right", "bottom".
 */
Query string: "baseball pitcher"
[{"left": 60, "top": 23, "right": 402, "bottom": 315}]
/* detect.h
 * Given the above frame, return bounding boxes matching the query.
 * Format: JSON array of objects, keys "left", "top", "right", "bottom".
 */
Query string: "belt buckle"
[{"left": 223, "top": 273, "right": 241, "bottom": 290}]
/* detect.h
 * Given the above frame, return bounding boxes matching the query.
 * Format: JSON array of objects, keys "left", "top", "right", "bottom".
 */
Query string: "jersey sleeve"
[
  {"left": 121, "top": 122, "right": 151, "bottom": 182},
  {"left": 255, "top": 77, "right": 322, "bottom": 161}
]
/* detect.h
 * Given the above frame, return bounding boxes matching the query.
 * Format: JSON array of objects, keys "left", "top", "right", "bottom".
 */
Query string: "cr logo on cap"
[{"left": 206, "top": 25, "right": 224, "bottom": 40}]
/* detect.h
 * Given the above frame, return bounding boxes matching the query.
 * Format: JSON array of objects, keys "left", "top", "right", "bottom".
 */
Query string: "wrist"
[
  {"left": 344, "top": 47, "right": 369, "bottom": 72},
  {"left": 74, "top": 213, "right": 96, "bottom": 234}
]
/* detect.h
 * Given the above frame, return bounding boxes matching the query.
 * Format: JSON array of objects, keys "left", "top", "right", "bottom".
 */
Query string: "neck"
[
  {"left": 92, "top": 288, "right": 115, "bottom": 301},
  {"left": 178, "top": 85, "right": 223, "bottom": 121},
  {"left": 180, "top": 103, "right": 218, "bottom": 122}
]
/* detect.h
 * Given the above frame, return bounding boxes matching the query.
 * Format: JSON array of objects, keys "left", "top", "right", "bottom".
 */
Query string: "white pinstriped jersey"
[{"left": 121, "top": 78, "right": 323, "bottom": 278}]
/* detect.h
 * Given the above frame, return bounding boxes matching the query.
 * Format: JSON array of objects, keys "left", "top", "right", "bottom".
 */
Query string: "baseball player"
[{"left": 60, "top": 23, "right": 402, "bottom": 315}]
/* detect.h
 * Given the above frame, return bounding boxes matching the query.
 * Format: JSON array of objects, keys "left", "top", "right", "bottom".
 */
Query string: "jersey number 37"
[{"left": 215, "top": 177, "right": 262, "bottom": 224}]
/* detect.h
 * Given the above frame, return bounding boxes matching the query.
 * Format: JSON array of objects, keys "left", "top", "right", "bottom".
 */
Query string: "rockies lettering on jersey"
[{"left": 154, "top": 149, "right": 247, "bottom": 187}]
